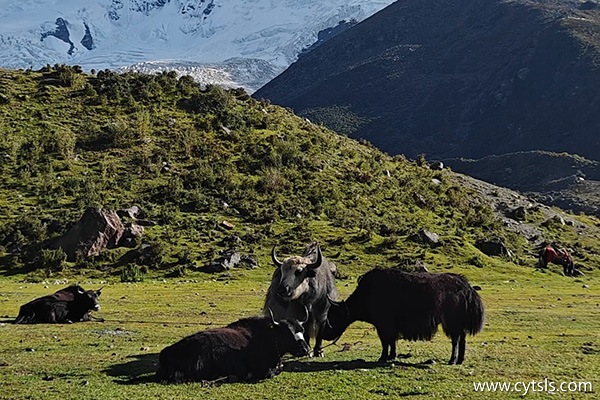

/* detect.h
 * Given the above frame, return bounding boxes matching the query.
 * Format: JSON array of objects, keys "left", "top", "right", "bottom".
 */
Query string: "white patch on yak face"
[
  {"left": 294, "top": 331, "right": 305, "bottom": 342},
  {"left": 278, "top": 257, "right": 312, "bottom": 300}
]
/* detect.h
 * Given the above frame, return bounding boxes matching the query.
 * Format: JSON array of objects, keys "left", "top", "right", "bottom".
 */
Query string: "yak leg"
[
  {"left": 537, "top": 258, "right": 547, "bottom": 269},
  {"left": 376, "top": 327, "right": 395, "bottom": 362},
  {"left": 456, "top": 333, "right": 467, "bottom": 365},
  {"left": 313, "top": 337, "right": 324, "bottom": 358},
  {"left": 563, "top": 261, "right": 574, "bottom": 277},
  {"left": 448, "top": 335, "right": 459, "bottom": 365}
]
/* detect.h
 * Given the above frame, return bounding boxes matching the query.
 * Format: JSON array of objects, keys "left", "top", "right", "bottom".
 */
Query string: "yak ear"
[{"left": 306, "top": 269, "right": 316, "bottom": 278}]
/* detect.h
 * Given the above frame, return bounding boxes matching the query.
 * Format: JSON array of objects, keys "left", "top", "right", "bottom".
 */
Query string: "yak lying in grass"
[
  {"left": 156, "top": 314, "right": 310, "bottom": 383},
  {"left": 322, "top": 268, "right": 484, "bottom": 364},
  {"left": 14, "top": 285, "right": 102, "bottom": 324}
]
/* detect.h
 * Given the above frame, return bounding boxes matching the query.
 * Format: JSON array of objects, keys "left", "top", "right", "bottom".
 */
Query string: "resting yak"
[
  {"left": 322, "top": 268, "right": 484, "bottom": 364},
  {"left": 263, "top": 242, "right": 338, "bottom": 356},
  {"left": 156, "top": 313, "right": 310, "bottom": 383},
  {"left": 14, "top": 285, "right": 102, "bottom": 324}
]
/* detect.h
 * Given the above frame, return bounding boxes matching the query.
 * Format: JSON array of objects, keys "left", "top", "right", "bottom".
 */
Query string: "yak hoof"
[{"left": 312, "top": 349, "right": 324, "bottom": 358}]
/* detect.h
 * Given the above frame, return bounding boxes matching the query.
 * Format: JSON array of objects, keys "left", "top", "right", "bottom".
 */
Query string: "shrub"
[
  {"left": 121, "top": 264, "right": 145, "bottom": 282},
  {"left": 39, "top": 248, "right": 67, "bottom": 272}
]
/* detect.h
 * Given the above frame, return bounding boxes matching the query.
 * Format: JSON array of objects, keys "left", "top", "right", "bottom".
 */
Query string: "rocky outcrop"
[{"left": 48, "top": 207, "right": 144, "bottom": 261}]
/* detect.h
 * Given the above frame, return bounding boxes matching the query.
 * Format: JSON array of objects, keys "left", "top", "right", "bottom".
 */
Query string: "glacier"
[{"left": 0, "top": 0, "right": 395, "bottom": 91}]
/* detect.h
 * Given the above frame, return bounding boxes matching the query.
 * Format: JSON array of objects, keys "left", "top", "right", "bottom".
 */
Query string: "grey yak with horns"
[
  {"left": 263, "top": 242, "right": 338, "bottom": 357},
  {"left": 14, "top": 285, "right": 102, "bottom": 324},
  {"left": 321, "top": 268, "right": 484, "bottom": 364}
]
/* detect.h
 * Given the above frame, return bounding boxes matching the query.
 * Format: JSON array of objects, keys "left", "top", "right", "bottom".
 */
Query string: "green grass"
[
  {"left": 0, "top": 265, "right": 598, "bottom": 399},
  {"left": 0, "top": 66, "right": 599, "bottom": 399}
]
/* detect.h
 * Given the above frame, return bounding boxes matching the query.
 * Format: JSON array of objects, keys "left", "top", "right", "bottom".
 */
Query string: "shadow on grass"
[
  {"left": 103, "top": 353, "right": 159, "bottom": 385},
  {"left": 283, "top": 358, "right": 433, "bottom": 373}
]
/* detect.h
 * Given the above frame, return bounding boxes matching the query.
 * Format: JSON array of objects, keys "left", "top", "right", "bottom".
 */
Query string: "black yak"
[
  {"left": 263, "top": 242, "right": 338, "bottom": 356},
  {"left": 14, "top": 285, "right": 102, "bottom": 324},
  {"left": 322, "top": 268, "right": 484, "bottom": 364},
  {"left": 156, "top": 314, "right": 310, "bottom": 383}
]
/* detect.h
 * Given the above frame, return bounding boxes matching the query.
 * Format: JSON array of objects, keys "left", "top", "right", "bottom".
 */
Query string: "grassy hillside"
[
  {"left": 0, "top": 67, "right": 599, "bottom": 399},
  {"left": 0, "top": 65, "right": 553, "bottom": 281}
]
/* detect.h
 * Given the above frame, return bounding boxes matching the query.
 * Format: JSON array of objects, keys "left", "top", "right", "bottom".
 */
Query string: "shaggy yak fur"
[
  {"left": 14, "top": 285, "right": 102, "bottom": 324},
  {"left": 263, "top": 242, "right": 338, "bottom": 356},
  {"left": 322, "top": 268, "right": 484, "bottom": 364},
  {"left": 156, "top": 316, "right": 310, "bottom": 383}
]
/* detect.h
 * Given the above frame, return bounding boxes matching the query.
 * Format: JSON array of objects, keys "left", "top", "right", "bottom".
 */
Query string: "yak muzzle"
[{"left": 277, "top": 285, "right": 293, "bottom": 299}]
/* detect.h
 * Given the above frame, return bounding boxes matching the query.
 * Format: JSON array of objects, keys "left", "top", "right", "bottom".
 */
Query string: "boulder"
[
  {"left": 49, "top": 208, "right": 125, "bottom": 261},
  {"left": 476, "top": 238, "right": 512, "bottom": 257},
  {"left": 409, "top": 229, "right": 440, "bottom": 248},
  {"left": 117, "top": 205, "right": 141, "bottom": 220},
  {"left": 200, "top": 250, "right": 242, "bottom": 273},
  {"left": 509, "top": 206, "right": 527, "bottom": 221}
]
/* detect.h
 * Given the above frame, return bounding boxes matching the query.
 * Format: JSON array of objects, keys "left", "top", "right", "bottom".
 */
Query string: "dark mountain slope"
[
  {"left": 254, "top": 0, "right": 600, "bottom": 161},
  {"left": 444, "top": 150, "right": 600, "bottom": 216}
]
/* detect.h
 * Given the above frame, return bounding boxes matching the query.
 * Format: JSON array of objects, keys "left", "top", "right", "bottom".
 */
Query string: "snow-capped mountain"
[{"left": 0, "top": 0, "right": 395, "bottom": 91}]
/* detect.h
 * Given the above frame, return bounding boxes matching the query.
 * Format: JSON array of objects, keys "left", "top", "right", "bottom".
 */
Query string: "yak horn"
[
  {"left": 307, "top": 245, "right": 322, "bottom": 270},
  {"left": 300, "top": 305, "right": 310, "bottom": 324},
  {"left": 267, "top": 308, "right": 279, "bottom": 326},
  {"left": 271, "top": 246, "right": 283, "bottom": 268},
  {"left": 96, "top": 286, "right": 104, "bottom": 295}
]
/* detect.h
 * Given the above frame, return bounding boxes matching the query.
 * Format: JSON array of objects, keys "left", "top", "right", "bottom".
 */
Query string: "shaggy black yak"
[
  {"left": 322, "top": 268, "right": 484, "bottom": 364},
  {"left": 156, "top": 315, "right": 310, "bottom": 383},
  {"left": 14, "top": 285, "right": 102, "bottom": 324}
]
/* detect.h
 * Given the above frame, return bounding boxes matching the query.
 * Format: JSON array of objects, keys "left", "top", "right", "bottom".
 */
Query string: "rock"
[
  {"left": 509, "top": 206, "right": 527, "bottom": 221},
  {"left": 119, "top": 223, "right": 144, "bottom": 247},
  {"left": 117, "top": 205, "right": 141, "bottom": 220},
  {"left": 221, "top": 220, "right": 235, "bottom": 230},
  {"left": 239, "top": 254, "right": 259, "bottom": 269},
  {"left": 409, "top": 229, "right": 440, "bottom": 248},
  {"left": 412, "top": 192, "right": 428, "bottom": 208},
  {"left": 48, "top": 208, "right": 126, "bottom": 261},
  {"left": 476, "top": 238, "right": 512, "bottom": 257},
  {"left": 200, "top": 250, "right": 242, "bottom": 273},
  {"left": 542, "top": 215, "right": 565, "bottom": 227},
  {"left": 430, "top": 161, "right": 444, "bottom": 170}
]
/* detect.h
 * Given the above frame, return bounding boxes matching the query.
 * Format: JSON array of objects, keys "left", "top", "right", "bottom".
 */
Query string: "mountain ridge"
[{"left": 254, "top": 0, "right": 600, "bottom": 161}]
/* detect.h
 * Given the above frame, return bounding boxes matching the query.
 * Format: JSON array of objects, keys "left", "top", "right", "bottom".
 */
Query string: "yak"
[
  {"left": 263, "top": 242, "right": 338, "bottom": 357},
  {"left": 537, "top": 245, "right": 577, "bottom": 276},
  {"left": 14, "top": 285, "right": 102, "bottom": 324},
  {"left": 156, "top": 313, "right": 310, "bottom": 383},
  {"left": 321, "top": 268, "right": 484, "bottom": 364}
]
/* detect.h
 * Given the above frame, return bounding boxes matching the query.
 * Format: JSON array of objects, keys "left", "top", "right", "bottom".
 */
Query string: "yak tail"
[{"left": 464, "top": 288, "right": 485, "bottom": 335}]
